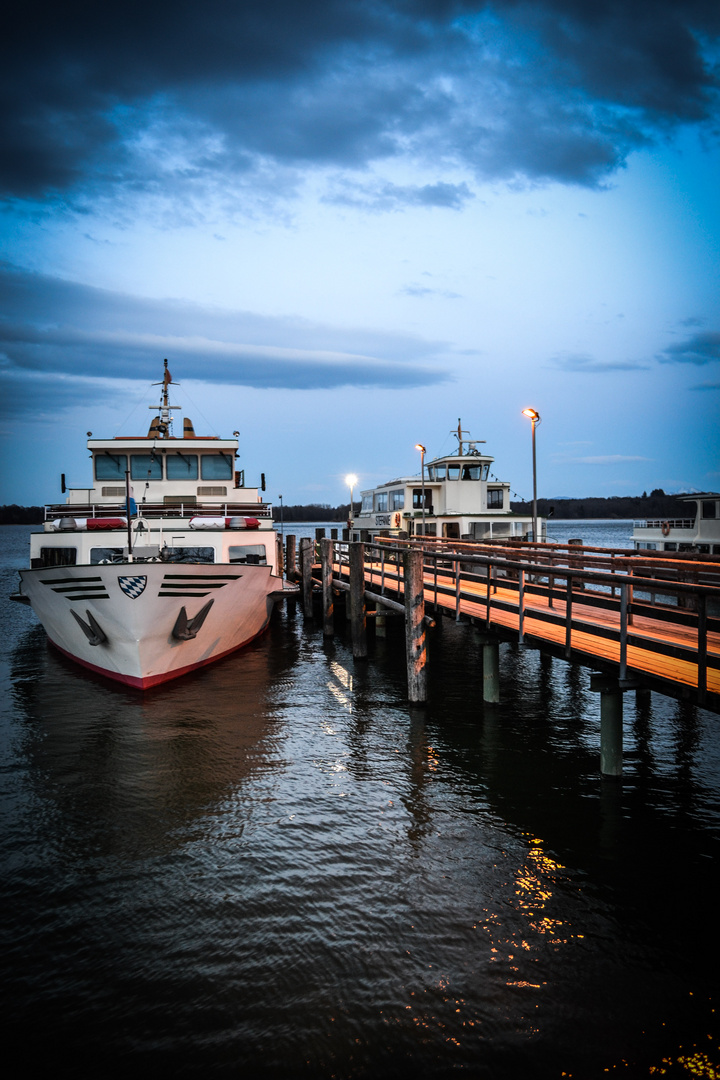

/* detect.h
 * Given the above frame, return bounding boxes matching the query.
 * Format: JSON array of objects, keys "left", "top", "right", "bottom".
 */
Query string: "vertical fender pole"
[
  {"left": 349, "top": 542, "right": 367, "bottom": 658},
  {"left": 592, "top": 674, "right": 623, "bottom": 776},
  {"left": 404, "top": 548, "right": 427, "bottom": 702},
  {"left": 300, "top": 537, "right": 313, "bottom": 619},
  {"left": 321, "top": 537, "right": 334, "bottom": 638},
  {"left": 276, "top": 532, "right": 284, "bottom": 578}
]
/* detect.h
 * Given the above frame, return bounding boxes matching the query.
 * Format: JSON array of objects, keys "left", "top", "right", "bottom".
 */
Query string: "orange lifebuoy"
[
  {"left": 661, "top": 521, "right": 670, "bottom": 536},
  {"left": 393, "top": 512, "right": 401, "bottom": 528}
]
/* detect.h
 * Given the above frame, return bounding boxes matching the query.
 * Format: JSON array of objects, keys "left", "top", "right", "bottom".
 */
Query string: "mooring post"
[
  {"left": 300, "top": 537, "right": 313, "bottom": 619},
  {"left": 349, "top": 542, "right": 367, "bottom": 658},
  {"left": 286, "top": 534, "right": 297, "bottom": 580},
  {"left": 591, "top": 673, "right": 623, "bottom": 776},
  {"left": 404, "top": 548, "right": 427, "bottom": 702},
  {"left": 320, "top": 537, "right": 334, "bottom": 637},
  {"left": 276, "top": 533, "right": 284, "bottom": 577}
]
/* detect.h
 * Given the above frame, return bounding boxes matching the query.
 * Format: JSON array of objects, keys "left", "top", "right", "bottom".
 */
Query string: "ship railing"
[
  {"left": 44, "top": 501, "right": 273, "bottom": 521},
  {"left": 633, "top": 518, "right": 695, "bottom": 529}
]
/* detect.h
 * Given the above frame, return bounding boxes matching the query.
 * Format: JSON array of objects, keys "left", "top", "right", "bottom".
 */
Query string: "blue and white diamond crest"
[{"left": 118, "top": 575, "right": 148, "bottom": 599}]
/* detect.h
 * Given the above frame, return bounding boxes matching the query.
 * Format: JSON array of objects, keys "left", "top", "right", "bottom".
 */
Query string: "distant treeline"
[
  {"left": 510, "top": 490, "right": 693, "bottom": 520},
  {"left": 0, "top": 505, "right": 44, "bottom": 524},
  {"left": 272, "top": 502, "right": 358, "bottom": 523}
]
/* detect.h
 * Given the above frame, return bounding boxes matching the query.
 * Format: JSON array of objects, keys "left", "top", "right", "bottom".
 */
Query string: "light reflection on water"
[{"left": 1, "top": 523, "right": 718, "bottom": 1079}]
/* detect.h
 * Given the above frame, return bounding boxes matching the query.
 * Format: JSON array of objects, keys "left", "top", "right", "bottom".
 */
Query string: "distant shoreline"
[{"left": 0, "top": 490, "right": 696, "bottom": 526}]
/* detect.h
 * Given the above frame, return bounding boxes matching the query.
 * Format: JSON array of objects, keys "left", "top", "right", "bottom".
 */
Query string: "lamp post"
[
  {"left": 415, "top": 444, "right": 426, "bottom": 539},
  {"left": 278, "top": 494, "right": 284, "bottom": 541},
  {"left": 522, "top": 408, "right": 541, "bottom": 543},
  {"left": 345, "top": 474, "right": 358, "bottom": 539}
]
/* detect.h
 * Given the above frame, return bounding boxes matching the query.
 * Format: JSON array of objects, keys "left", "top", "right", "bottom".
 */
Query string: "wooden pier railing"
[{"left": 288, "top": 534, "right": 720, "bottom": 774}]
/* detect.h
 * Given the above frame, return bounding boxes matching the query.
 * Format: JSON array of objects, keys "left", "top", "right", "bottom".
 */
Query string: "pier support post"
[
  {"left": 482, "top": 639, "right": 500, "bottom": 703},
  {"left": 404, "top": 548, "right": 427, "bottom": 702},
  {"left": 375, "top": 604, "right": 387, "bottom": 638},
  {"left": 300, "top": 537, "right": 313, "bottom": 619},
  {"left": 349, "top": 542, "right": 367, "bottom": 658},
  {"left": 276, "top": 533, "right": 284, "bottom": 577},
  {"left": 591, "top": 674, "right": 623, "bottom": 776},
  {"left": 286, "top": 534, "right": 297, "bottom": 580},
  {"left": 321, "top": 538, "right": 334, "bottom": 638}
]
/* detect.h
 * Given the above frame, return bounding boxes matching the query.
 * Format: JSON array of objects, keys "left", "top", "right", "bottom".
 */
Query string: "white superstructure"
[{"left": 14, "top": 361, "right": 287, "bottom": 688}]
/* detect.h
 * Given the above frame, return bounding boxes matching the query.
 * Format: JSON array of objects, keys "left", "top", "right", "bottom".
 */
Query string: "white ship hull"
[{"left": 19, "top": 562, "right": 282, "bottom": 689}]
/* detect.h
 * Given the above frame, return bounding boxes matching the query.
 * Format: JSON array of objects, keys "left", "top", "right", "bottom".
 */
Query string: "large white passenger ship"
[
  {"left": 632, "top": 493, "right": 720, "bottom": 555},
  {"left": 352, "top": 422, "right": 544, "bottom": 542},
  {"left": 13, "top": 362, "right": 288, "bottom": 688}
]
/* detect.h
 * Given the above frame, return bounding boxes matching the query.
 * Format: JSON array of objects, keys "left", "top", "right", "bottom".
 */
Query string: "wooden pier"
[{"left": 285, "top": 533, "right": 720, "bottom": 775}]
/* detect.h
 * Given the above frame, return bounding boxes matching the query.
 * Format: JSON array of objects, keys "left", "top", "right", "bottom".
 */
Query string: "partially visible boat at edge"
[
  {"left": 631, "top": 494, "right": 720, "bottom": 555},
  {"left": 13, "top": 362, "right": 291, "bottom": 689}
]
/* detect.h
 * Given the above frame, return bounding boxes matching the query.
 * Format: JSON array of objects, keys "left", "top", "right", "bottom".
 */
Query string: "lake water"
[{"left": 1, "top": 522, "right": 718, "bottom": 1078}]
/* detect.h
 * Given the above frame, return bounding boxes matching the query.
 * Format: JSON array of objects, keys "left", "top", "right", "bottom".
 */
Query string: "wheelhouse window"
[
  {"left": 375, "top": 492, "right": 388, "bottom": 512},
  {"left": 487, "top": 488, "right": 504, "bottom": 508},
  {"left": 167, "top": 453, "right": 198, "bottom": 480},
  {"left": 461, "top": 465, "right": 481, "bottom": 480},
  {"left": 390, "top": 489, "right": 404, "bottom": 510},
  {"left": 131, "top": 454, "right": 163, "bottom": 480},
  {"left": 201, "top": 453, "right": 234, "bottom": 480},
  {"left": 361, "top": 494, "right": 373, "bottom": 514},
  {"left": 447, "top": 464, "right": 461, "bottom": 480},
  {"left": 95, "top": 453, "right": 128, "bottom": 480},
  {"left": 702, "top": 500, "right": 717, "bottom": 519}
]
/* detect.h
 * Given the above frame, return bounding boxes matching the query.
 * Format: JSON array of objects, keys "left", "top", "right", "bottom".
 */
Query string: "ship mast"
[{"left": 151, "top": 359, "right": 181, "bottom": 438}]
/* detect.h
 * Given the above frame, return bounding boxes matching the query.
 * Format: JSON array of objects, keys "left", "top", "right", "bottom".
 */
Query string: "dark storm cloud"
[
  {"left": 658, "top": 331, "right": 720, "bottom": 364},
  {"left": 0, "top": 263, "right": 451, "bottom": 413},
  {"left": 2, "top": 1, "right": 718, "bottom": 201}
]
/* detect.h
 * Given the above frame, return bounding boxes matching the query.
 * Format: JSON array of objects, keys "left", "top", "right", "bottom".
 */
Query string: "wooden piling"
[
  {"left": 482, "top": 639, "right": 500, "bottom": 703},
  {"left": 404, "top": 548, "right": 427, "bottom": 702},
  {"left": 321, "top": 537, "right": 334, "bottom": 637},
  {"left": 276, "top": 533, "right": 284, "bottom": 577},
  {"left": 286, "top": 534, "right": 296, "bottom": 580},
  {"left": 349, "top": 542, "right": 367, "bottom": 658},
  {"left": 600, "top": 687, "right": 623, "bottom": 776},
  {"left": 300, "top": 537, "right": 313, "bottom": 619}
]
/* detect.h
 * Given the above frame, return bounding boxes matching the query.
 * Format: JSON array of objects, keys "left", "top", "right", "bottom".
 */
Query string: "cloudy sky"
[{"left": 1, "top": 0, "right": 719, "bottom": 508}]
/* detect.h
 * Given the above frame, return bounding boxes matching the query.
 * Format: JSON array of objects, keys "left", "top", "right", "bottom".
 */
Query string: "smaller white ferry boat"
[
  {"left": 352, "top": 421, "right": 544, "bottom": 542},
  {"left": 632, "top": 493, "right": 720, "bottom": 555},
  {"left": 14, "top": 362, "right": 288, "bottom": 688}
]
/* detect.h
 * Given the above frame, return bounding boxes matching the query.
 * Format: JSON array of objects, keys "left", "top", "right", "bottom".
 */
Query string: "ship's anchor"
[
  {"left": 172, "top": 599, "right": 214, "bottom": 641},
  {"left": 71, "top": 609, "right": 107, "bottom": 646}
]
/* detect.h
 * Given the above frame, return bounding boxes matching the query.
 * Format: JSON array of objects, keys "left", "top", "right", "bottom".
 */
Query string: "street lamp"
[
  {"left": 415, "top": 444, "right": 426, "bottom": 539},
  {"left": 278, "top": 494, "right": 284, "bottom": 541},
  {"left": 522, "top": 408, "right": 541, "bottom": 543},
  {"left": 345, "top": 474, "right": 358, "bottom": 538}
]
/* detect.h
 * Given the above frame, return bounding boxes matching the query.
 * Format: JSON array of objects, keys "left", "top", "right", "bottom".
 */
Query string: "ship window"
[
  {"left": 131, "top": 454, "right": 163, "bottom": 480},
  {"left": 390, "top": 489, "right": 404, "bottom": 510},
  {"left": 161, "top": 547, "right": 215, "bottom": 563},
  {"left": 361, "top": 494, "right": 373, "bottom": 514},
  {"left": 702, "top": 500, "right": 717, "bottom": 518},
  {"left": 462, "top": 465, "right": 481, "bottom": 480},
  {"left": 375, "top": 492, "right": 388, "bottom": 512},
  {"left": 167, "top": 453, "right": 198, "bottom": 479},
  {"left": 447, "top": 465, "right": 460, "bottom": 480},
  {"left": 413, "top": 488, "right": 432, "bottom": 509},
  {"left": 664, "top": 542, "right": 677, "bottom": 551},
  {"left": 434, "top": 465, "right": 446, "bottom": 480},
  {"left": 91, "top": 547, "right": 124, "bottom": 564},
  {"left": 201, "top": 453, "right": 234, "bottom": 480},
  {"left": 229, "top": 545, "right": 267, "bottom": 565},
  {"left": 39, "top": 547, "right": 77, "bottom": 566},
  {"left": 95, "top": 453, "right": 128, "bottom": 480},
  {"left": 487, "top": 489, "right": 504, "bottom": 508}
]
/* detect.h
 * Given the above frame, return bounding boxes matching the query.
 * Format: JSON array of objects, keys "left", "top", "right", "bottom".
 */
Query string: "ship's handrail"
[
  {"left": 43, "top": 501, "right": 273, "bottom": 520},
  {"left": 633, "top": 518, "right": 695, "bottom": 529}
]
